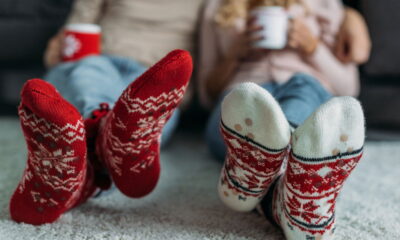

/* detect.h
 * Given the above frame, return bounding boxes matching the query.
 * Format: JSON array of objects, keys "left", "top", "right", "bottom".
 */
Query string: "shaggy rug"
[{"left": 0, "top": 117, "right": 399, "bottom": 240}]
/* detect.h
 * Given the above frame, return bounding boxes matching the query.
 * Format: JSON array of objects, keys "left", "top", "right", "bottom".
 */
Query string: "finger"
[
  {"left": 288, "top": 38, "right": 300, "bottom": 49},
  {"left": 245, "top": 25, "right": 264, "bottom": 36},
  {"left": 289, "top": 18, "right": 301, "bottom": 30},
  {"left": 247, "top": 49, "right": 267, "bottom": 60},
  {"left": 247, "top": 16, "right": 258, "bottom": 27},
  {"left": 246, "top": 34, "right": 265, "bottom": 46},
  {"left": 46, "top": 39, "right": 62, "bottom": 68},
  {"left": 288, "top": 31, "right": 302, "bottom": 43}
]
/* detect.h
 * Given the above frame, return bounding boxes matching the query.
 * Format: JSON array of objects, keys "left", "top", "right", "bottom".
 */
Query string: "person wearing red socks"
[
  {"left": 9, "top": 0, "right": 204, "bottom": 225},
  {"left": 10, "top": 50, "right": 193, "bottom": 225}
]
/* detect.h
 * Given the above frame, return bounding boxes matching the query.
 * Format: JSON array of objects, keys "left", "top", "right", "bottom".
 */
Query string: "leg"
[
  {"left": 9, "top": 79, "right": 89, "bottom": 225},
  {"left": 96, "top": 50, "right": 192, "bottom": 198},
  {"left": 217, "top": 83, "right": 291, "bottom": 212},
  {"left": 259, "top": 74, "right": 332, "bottom": 228},
  {"left": 273, "top": 73, "right": 332, "bottom": 128},
  {"left": 44, "top": 56, "right": 126, "bottom": 118},
  {"left": 205, "top": 99, "right": 226, "bottom": 162},
  {"left": 108, "top": 55, "right": 180, "bottom": 148},
  {"left": 269, "top": 97, "right": 365, "bottom": 239},
  {"left": 205, "top": 83, "right": 278, "bottom": 162}
]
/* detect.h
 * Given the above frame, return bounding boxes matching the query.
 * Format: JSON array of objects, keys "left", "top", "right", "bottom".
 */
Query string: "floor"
[{"left": 0, "top": 117, "right": 399, "bottom": 240}]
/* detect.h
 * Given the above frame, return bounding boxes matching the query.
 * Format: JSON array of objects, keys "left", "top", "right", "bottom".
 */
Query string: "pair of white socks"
[{"left": 218, "top": 83, "right": 364, "bottom": 240}]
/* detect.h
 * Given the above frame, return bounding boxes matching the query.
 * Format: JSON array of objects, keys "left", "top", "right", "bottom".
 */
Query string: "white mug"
[{"left": 251, "top": 6, "right": 289, "bottom": 50}]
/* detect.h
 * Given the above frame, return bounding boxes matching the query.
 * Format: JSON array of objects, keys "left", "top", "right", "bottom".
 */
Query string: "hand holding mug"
[
  {"left": 251, "top": 6, "right": 289, "bottom": 50},
  {"left": 287, "top": 18, "right": 319, "bottom": 55},
  {"left": 229, "top": 17, "right": 268, "bottom": 61},
  {"left": 44, "top": 24, "right": 101, "bottom": 68},
  {"left": 44, "top": 32, "right": 64, "bottom": 68}
]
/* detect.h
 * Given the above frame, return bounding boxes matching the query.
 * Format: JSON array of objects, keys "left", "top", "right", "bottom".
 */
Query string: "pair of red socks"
[{"left": 9, "top": 50, "right": 193, "bottom": 225}]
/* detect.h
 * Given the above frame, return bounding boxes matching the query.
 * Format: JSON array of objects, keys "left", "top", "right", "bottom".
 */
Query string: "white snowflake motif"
[
  {"left": 341, "top": 159, "right": 357, "bottom": 172},
  {"left": 251, "top": 150, "right": 267, "bottom": 162},
  {"left": 18, "top": 166, "right": 33, "bottom": 193},
  {"left": 63, "top": 34, "right": 81, "bottom": 58},
  {"left": 130, "top": 152, "right": 157, "bottom": 173},
  {"left": 29, "top": 140, "right": 82, "bottom": 192},
  {"left": 115, "top": 117, "right": 127, "bottom": 130},
  {"left": 228, "top": 138, "right": 242, "bottom": 149},
  {"left": 289, "top": 162, "right": 307, "bottom": 175},
  {"left": 121, "top": 86, "right": 187, "bottom": 114},
  {"left": 104, "top": 148, "right": 123, "bottom": 176},
  {"left": 130, "top": 113, "right": 169, "bottom": 141}
]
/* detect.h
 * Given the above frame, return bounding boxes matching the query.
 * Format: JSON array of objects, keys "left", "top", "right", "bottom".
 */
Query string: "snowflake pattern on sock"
[
  {"left": 96, "top": 50, "right": 192, "bottom": 198},
  {"left": 18, "top": 108, "right": 86, "bottom": 209},
  {"left": 100, "top": 85, "right": 185, "bottom": 176},
  {"left": 274, "top": 148, "right": 363, "bottom": 237},
  {"left": 219, "top": 120, "right": 288, "bottom": 203}
]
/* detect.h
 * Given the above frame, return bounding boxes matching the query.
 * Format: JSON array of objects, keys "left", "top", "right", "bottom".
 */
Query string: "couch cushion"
[
  {"left": 0, "top": 0, "right": 72, "bottom": 20},
  {"left": 361, "top": 0, "right": 400, "bottom": 76},
  {"left": 0, "top": 0, "right": 72, "bottom": 63}
]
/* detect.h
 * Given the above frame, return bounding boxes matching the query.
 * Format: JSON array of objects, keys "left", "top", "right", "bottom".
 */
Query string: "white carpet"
[{"left": 0, "top": 117, "right": 399, "bottom": 240}]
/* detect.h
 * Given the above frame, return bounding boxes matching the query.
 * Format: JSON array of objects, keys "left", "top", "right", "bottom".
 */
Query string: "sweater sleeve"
[
  {"left": 305, "top": 0, "right": 360, "bottom": 97},
  {"left": 66, "top": 0, "right": 105, "bottom": 24},
  {"left": 307, "top": 45, "right": 359, "bottom": 96},
  {"left": 197, "top": 0, "right": 222, "bottom": 109}
]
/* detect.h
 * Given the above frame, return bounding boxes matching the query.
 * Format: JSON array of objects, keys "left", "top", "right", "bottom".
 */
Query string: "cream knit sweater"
[{"left": 67, "top": 0, "right": 204, "bottom": 66}]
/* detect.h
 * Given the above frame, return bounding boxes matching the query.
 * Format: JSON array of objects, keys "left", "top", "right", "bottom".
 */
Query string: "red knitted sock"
[
  {"left": 96, "top": 50, "right": 192, "bottom": 198},
  {"left": 10, "top": 79, "right": 87, "bottom": 225}
]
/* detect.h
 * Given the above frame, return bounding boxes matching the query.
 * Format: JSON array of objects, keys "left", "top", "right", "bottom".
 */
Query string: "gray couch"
[
  {"left": 0, "top": 0, "right": 399, "bottom": 130},
  {"left": 358, "top": 0, "right": 400, "bottom": 128},
  {"left": 0, "top": 0, "right": 72, "bottom": 112}
]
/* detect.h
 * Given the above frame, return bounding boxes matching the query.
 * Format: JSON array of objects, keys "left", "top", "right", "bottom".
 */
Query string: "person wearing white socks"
[
  {"left": 220, "top": 83, "right": 364, "bottom": 239},
  {"left": 197, "top": 0, "right": 370, "bottom": 239}
]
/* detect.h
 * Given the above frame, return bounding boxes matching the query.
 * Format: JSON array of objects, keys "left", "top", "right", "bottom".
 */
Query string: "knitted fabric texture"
[
  {"left": 96, "top": 50, "right": 193, "bottom": 198},
  {"left": 10, "top": 79, "right": 88, "bottom": 225}
]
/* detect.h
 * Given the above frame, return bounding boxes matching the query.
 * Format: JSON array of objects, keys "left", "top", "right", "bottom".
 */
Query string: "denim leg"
[
  {"left": 205, "top": 100, "right": 226, "bottom": 162},
  {"left": 273, "top": 73, "right": 332, "bottom": 127},
  {"left": 205, "top": 83, "right": 278, "bottom": 162},
  {"left": 44, "top": 56, "right": 126, "bottom": 118},
  {"left": 105, "top": 55, "right": 147, "bottom": 85},
  {"left": 108, "top": 55, "right": 181, "bottom": 148}
]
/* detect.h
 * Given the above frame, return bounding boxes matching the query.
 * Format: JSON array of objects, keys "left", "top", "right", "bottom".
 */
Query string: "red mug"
[{"left": 62, "top": 23, "right": 101, "bottom": 62}]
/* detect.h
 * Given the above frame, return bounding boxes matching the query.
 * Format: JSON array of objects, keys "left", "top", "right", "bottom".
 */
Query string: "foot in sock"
[
  {"left": 10, "top": 79, "right": 87, "bottom": 225},
  {"left": 273, "top": 96, "right": 365, "bottom": 240},
  {"left": 96, "top": 50, "right": 193, "bottom": 198},
  {"left": 218, "top": 83, "right": 291, "bottom": 212}
]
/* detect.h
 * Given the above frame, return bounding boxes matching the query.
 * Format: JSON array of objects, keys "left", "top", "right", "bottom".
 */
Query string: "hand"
[
  {"left": 288, "top": 18, "right": 319, "bottom": 56},
  {"left": 205, "top": 17, "right": 271, "bottom": 101},
  {"left": 230, "top": 17, "right": 269, "bottom": 61},
  {"left": 44, "top": 31, "right": 64, "bottom": 68},
  {"left": 335, "top": 8, "right": 371, "bottom": 64}
]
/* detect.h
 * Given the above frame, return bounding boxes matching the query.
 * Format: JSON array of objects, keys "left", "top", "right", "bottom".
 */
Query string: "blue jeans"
[
  {"left": 44, "top": 55, "right": 180, "bottom": 147},
  {"left": 205, "top": 73, "right": 332, "bottom": 162}
]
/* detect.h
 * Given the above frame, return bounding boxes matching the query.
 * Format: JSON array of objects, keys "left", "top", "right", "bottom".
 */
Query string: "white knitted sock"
[
  {"left": 218, "top": 83, "right": 291, "bottom": 212},
  {"left": 273, "top": 96, "right": 365, "bottom": 240}
]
